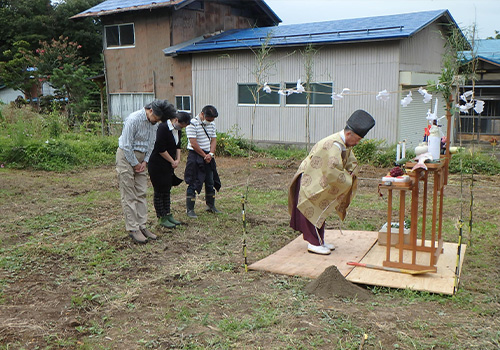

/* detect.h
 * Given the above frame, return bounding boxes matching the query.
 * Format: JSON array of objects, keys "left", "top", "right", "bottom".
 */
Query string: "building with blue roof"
[
  {"left": 459, "top": 39, "right": 500, "bottom": 142},
  {"left": 166, "top": 10, "right": 457, "bottom": 55},
  {"left": 73, "top": 1, "right": 466, "bottom": 147},
  {"left": 164, "top": 9, "right": 462, "bottom": 147}
]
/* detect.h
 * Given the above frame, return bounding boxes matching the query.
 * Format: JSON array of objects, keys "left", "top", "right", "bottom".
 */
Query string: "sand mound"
[{"left": 305, "top": 265, "right": 372, "bottom": 301}]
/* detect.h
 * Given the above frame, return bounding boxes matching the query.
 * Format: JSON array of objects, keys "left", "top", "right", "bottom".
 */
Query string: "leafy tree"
[
  {"left": 52, "top": 0, "right": 103, "bottom": 69},
  {"left": 28, "top": 36, "right": 86, "bottom": 78},
  {"left": 0, "top": 0, "right": 102, "bottom": 68},
  {"left": 26, "top": 36, "right": 97, "bottom": 124},
  {"left": 0, "top": 40, "right": 36, "bottom": 101},
  {"left": 50, "top": 63, "right": 96, "bottom": 124},
  {"left": 0, "top": 0, "right": 55, "bottom": 62}
]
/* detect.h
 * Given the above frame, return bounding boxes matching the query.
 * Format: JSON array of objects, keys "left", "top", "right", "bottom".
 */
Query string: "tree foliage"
[
  {"left": 51, "top": 0, "right": 103, "bottom": 69},
  {"left": 0, "top": 0, "right": 102, "bottom": 68},
  {"left": 0, "top": 0, "right": 103, "bottom": 125},
  {"left": 0, "top": 0, "right": 54, "bottom": 62},
  {"left": 28, "top": 36, "right": 86, "bottom": 78},
  {"left": 0, "top": 40, "right": 35, "bottom": 100},
  {"left": 428, "top": 24, "right": 475, "bottom": 111}
]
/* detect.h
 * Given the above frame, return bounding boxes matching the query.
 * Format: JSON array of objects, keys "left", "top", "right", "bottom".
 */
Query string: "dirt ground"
[{"left": 0, "top": 155, "right": 499, "bottom": 349}]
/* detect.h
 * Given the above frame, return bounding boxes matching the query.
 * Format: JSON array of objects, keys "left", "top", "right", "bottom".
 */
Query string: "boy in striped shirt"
[{"left": 184, "top": 105, "right": 221, "bottom": 218}]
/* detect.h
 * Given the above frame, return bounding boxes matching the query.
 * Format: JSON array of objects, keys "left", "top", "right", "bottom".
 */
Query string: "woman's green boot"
[
  {"left": 166, "top": 214, "right": 181, "bottom": 225},
  {"left": 159, "top": 216, "right": 176, "bottom": 228}
]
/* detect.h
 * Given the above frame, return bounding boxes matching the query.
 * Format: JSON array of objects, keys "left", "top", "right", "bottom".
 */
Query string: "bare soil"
[{"left": 0, "top": 156, "right": 499, "bottom": 349}]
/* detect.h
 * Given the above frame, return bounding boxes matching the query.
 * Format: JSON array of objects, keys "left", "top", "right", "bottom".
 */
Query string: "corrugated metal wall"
[
  {"left": 191, "top": 41, "right": 401, "bottom": 145},
  {"left": 399, "top": 22, "right": 446, "bottom": 73},
  {"left": 190, "top": 22, "right": 451, "bottom": 146},
  {"left": 398, "top": 20, "right": 451, "bottom": 149},
  {"left": 399, "top": 93, "right": 450, "bottom": 150}
]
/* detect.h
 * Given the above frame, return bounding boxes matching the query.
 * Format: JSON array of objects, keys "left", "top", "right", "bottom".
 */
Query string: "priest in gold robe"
[{"left": 288, "top": 110, "right": 375, "bottom": 255}]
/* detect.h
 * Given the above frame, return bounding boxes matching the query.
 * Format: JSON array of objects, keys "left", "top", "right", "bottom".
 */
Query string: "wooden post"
[
  {"left": 399, "top": 190, "right": 406, "bottom": 264},
  {"left": 421, "top": 171, "right": 429, "bottom": 245},
  {"left": 386, "top": 189, "right": 393, "bottom": 262},
  {"left": 99, "top": 82, "right": 105, "bottom": 136}
]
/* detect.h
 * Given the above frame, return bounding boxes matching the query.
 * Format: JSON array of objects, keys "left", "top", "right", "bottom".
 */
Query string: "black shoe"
[
  {"left": 186, "top": 196, "right": 197, "bottom": 218},
  {"left": 206, "top": 205, "right": 221, "bottom": 214}
]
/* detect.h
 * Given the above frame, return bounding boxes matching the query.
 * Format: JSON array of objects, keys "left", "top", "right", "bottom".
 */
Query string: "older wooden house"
[
  {"left": 166, "top": 9, "right": 462, "bottom": 148},
  {"left": 72, "top": 0, "right": 280, "bottom": 122}
]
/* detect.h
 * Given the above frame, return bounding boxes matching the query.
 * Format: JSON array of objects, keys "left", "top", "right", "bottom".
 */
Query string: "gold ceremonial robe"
[{"left": 288, "top": 132, "right": 359, "bottom": 228}]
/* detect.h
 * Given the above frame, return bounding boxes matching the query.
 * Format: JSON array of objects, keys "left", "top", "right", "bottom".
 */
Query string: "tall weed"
[{"left": 0, "top": 104, "right": 117, "bottom": 171}]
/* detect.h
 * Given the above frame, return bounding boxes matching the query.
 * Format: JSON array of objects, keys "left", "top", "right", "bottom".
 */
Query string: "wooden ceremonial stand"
[
  {"left": 379, "top": 100, "right": 454, "bottom": 273},
  {"left": 379, "top": 157, "right": 448, "bottom": 273}
]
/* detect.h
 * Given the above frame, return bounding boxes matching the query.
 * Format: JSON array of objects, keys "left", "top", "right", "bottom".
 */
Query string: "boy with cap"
[
  {"left": 116, "top": 100, "right": 176, "bottom": 243},
  {"left": 288, "top": 110, "right": 376, "bottom": 255}
]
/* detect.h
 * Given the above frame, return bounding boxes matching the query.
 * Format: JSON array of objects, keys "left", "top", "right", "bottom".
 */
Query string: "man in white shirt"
[
  {"left": 184, "top": 105, "right": 221, "bottom": 218},
  {"left": 116, "top": 100, "right": 175, "bottom": 243}
]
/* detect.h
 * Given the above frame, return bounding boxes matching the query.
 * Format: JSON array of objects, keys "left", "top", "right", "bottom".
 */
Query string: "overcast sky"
[{"left": 265, "top": 0, "right": 499, "bottom": 39}]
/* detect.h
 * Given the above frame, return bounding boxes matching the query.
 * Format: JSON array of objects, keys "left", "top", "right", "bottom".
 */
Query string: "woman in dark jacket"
[{"left": 148, "top": 111, "right": 191, "bottom": 228}]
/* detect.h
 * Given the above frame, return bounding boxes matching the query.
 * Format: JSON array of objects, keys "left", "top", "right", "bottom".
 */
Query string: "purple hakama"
[{"left": 289, "top": 175, "right": 325, "bottom": 246}]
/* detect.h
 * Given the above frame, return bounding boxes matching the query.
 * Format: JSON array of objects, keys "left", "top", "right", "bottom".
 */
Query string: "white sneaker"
[
  {"left": 322, "top": 243, "right": 335, "bottom": 251},
  {"left": 307, "top": 243, "right": 331, "bottom": 255}
]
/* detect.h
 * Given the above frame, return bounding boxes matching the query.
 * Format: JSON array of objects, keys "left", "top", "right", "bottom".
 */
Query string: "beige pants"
[{"left": 116, "top": 148, "right": 148, "bottom": 231}]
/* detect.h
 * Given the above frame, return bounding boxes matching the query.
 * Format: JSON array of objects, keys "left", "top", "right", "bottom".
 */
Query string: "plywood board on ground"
[
  {"left": 345, "top": 241, "right": 466, "bottom": 295},
  {"left": 248, "top": 230, "right": 378, "bottom": 278}
]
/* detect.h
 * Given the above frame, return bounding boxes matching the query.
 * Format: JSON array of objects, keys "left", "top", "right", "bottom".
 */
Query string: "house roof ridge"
[
  {"left": 71, "top": 0, "right": 186, "bottom": 19},
  {"left": 71, "top": 0, "right": 281, "bottom": 24},
  {"left": 173, "top": 9, "right": 455, "bottom": 55}
]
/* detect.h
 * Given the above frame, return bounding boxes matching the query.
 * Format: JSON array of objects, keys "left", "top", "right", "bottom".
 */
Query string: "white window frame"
[
  {"left": 104, "top": 23, "right": 135, "bottom": 49},
  {"left": 175, "top": 95, "right": 192, "bottom": 112}
]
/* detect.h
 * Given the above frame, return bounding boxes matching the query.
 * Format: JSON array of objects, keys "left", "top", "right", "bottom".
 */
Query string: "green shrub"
[
  {"left": 3, "top": 139, "right": 77, "bottom": 171},
  {"left": 1, "top": 135, "right": 118, "bottom": 171},
  {"left": 44, "top": 106, "right": 68, "bottom": 138},
  {"left": 216, "top": 127, "right": 256, "bottom": 157},
  {"left": 79, "top": 111, "right": 105, "bottom": 134},
  {"left": 449, "top": 150, "right": 500, "bottom": 175},
  {"left": 352, "top": 141, "right": 416, "bottom": 168},
  {"left": 261, "top": 145, "right": 307, "bottom": 160},
  {"left": 353, "top": 139, "right": 384, "bottom": 164}
]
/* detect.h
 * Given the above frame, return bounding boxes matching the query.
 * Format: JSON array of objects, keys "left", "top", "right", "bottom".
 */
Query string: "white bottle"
[{"left": 427, "top": 125, "right": 441, "bottom": 160}]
